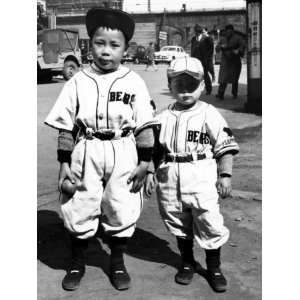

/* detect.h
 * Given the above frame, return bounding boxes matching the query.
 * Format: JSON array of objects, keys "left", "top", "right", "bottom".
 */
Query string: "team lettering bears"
[
  {"left": 187, "top": 130, "right": 210, "bottom": 144},
  {"left": 109, "top": 91, "right": 135, "bottom": 104}
]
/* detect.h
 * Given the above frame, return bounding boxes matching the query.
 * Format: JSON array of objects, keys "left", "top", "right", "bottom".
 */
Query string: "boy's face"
[
  {"left": 170, "top": 74, "right": 204, "bottom": 106},
  {"left": 91, "top": 27, "right": 126, "bottom": 72}
]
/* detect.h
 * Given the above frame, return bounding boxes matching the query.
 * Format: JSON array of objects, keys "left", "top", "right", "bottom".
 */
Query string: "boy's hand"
[
  {"left": 144, "top": 173, "right": 156, "bottom": 197},
  {"left": 216, "top": 176, "right": 232, "bottom": 198},
  {"left": 127, "top": 161, "right": 149, "bottom": 193},
  {"left": 58, "top": 162, "right": 75, "bottom": 192}
]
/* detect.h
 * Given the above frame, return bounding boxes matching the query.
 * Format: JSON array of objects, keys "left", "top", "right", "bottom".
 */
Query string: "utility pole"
[
  {"left": 245, "top": 0, "right": 262, "bottom": 114},
  {"left": 148, "top": 0, "right": 151, "bottom": 12}
]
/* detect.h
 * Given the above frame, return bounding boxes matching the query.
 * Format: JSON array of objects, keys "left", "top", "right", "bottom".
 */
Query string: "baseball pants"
[
  {"left": 60, "top": 135, "right": 143, "bottom": 240},
  {"left": 156, "top": 160, "right": 230, "bottom": 250}
]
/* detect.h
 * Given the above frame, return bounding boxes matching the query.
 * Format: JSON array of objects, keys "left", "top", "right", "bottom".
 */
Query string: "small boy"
[
  {"left": 45, "top": 8, "right": 156, "bottom": 291},
  {"left": 145, "top": 57, "right": 239, "bottom": 292}
]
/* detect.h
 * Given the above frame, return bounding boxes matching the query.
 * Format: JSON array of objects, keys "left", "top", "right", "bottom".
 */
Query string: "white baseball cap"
[{"left": 168, "top": 57, "right": 204, "bottom": 80}]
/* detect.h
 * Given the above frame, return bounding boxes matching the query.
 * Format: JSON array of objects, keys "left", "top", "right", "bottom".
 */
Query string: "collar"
[{"left": 90, "top": 62, "right": 120, "bottom": 75}]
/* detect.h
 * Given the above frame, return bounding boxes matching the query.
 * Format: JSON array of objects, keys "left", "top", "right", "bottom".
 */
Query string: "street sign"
[{"left": 159, "top": 31, "right": 167, "bottom": 40}]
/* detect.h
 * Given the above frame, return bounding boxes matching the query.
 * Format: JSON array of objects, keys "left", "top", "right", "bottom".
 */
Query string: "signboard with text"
[
  {"left": 248, "top": 2, "right": 261, "bottom": 79},
  {"left": 159, "top": 31, "right": 167, "bottom": 40}
]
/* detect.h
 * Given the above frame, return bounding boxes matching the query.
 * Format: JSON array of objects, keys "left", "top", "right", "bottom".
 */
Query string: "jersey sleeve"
[
  {"left": 205, "top": 105, "right": 239, "bottom": 158},
  {"left": 131, "top": 74, "right": 157, "bottom": 135},
  {"left": 44, "top": 77, "right": 78, "bottom": 131}
]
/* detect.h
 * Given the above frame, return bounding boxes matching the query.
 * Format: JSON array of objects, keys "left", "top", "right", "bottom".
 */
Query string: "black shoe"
[
  {"left": 206, "top": 268, "right": 227, "bottom": 292},
  {"left": 215, "top": 94, "right": 224, "bottom": 100},
  {"left": 206, "top": 91, "right": 212, "bottom": 95},
  {"left": 232, "top": 94, "right": 238, "bottom": 99},
  {"left": 175, "top": 262, "right": 195, "bottom": 285},
  {"left": 110, "top": 264, "right": 131, "bottom": 290},
  {"left": 62, "top": 267, "right": 85, "bottom": 291}
]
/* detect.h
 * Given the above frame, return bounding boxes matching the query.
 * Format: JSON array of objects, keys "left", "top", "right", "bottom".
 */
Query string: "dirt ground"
[{"left": 37, "top": 63, "right": 262, "bottom": 300}]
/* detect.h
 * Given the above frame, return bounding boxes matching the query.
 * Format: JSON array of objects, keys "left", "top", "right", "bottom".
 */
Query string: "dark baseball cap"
[{"left": 86, "top": 7, "right": 135, "bottom": 42}]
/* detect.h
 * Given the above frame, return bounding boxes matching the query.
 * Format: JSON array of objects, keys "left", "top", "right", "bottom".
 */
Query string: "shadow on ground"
[
  {"left": 37, "top": 77, "right": 64, "bottom": 85},
  {"left": 37, "top": 209, "right": 204, "bottom": 277}
]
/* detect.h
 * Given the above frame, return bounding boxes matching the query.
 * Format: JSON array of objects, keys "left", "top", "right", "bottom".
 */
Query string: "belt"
[
  {"left": 85, "top": 128, "right": 133, "bottom": 140},
  {"left": 165, "top": 152, "right": 206, "bottom": 163}
]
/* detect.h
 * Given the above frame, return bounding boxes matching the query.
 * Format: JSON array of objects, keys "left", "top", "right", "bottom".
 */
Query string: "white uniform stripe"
[{"left": 82, "top": 70, "right": 100, "bottom": 129}]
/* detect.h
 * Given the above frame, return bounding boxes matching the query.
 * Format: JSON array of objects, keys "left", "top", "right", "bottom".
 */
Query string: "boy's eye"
[
  {"left": 94, "top": 40, "right": 104, "bottom": 45},
  {"left": 111, "top": 43, "right": 120, "bottom": 48}
]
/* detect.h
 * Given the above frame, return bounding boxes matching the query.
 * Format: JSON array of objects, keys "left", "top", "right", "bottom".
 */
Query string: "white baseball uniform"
[
  {"left": 153, "top": 101, "right": 239, "bottom": 249},
  {"left": 45, "top": 64, "right": 155, "bottom": 239}
]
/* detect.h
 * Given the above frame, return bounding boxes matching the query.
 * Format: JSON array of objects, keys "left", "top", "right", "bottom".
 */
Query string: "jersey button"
[{"left": 99, "top": 113, "right": 104, "bottom": 120}]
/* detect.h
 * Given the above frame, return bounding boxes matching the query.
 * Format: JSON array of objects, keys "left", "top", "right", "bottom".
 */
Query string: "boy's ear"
[{"left": 199, "top": 79, "right": 205, "bottom": 91}]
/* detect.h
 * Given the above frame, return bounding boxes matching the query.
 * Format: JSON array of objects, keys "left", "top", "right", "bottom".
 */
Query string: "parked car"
[
  {"left": 132, "top": 45, "right": 147, "bottom": 64},
  {"left": 37, "top": 28, "right": 81, "bottom": 81},
  {"left": 154, "top": 46, "right": 189, "bottom": 63},
  {"left": 121, "top": 51, "right": 134, "bottom": 63}
]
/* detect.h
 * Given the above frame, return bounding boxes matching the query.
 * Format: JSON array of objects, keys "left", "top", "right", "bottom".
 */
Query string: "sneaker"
[
  {"left": 110, "top": 264, "right": 131, "bottom": 290},
  {"left": 206, "top": 268, "right": 227, "bottom": 292},
  {"left": 62, "top": 267, "right": 85, "bottom": 291},
  {"left": 175, "top": 262, "right": 195, "bottom": 285}
]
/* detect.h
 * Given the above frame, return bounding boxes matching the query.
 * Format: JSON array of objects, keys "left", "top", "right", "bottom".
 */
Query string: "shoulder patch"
[{"left": 223, "top": 127, "right": 233, "bottom": 137}]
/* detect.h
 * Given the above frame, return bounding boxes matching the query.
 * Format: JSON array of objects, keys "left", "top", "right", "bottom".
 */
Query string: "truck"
[{"left": 37, "top": 28, "right": 81, "bottom": 81}]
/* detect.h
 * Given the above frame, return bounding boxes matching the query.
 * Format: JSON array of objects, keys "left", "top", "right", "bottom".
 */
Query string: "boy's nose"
[
  {"left": 182, "top": 95, "right": 191, "bottom": 101},
  {"left": 101, "top": 46, "right": 111, "bottom": 55}
]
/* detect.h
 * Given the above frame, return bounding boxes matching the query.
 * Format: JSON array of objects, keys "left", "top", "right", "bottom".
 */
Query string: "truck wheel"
[{"left": 63, "top": 60, "right": 79, "bottom": 80}]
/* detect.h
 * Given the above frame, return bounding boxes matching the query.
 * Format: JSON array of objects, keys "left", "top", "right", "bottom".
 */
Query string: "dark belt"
[
  {"left": 92, "top": 128, "right": 132, "bottom": 140},
  {"left": 165, "top": 153, "right": 206, "bottom": 163}
]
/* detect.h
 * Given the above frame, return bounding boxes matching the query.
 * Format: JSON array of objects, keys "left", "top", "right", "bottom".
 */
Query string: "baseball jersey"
[
  {"left": 155, "top": 101, "right": 239, "bottom": 160},
  {"left": 45, "top": 64, "right": 155, "bottom": 136},
  {"left": 44, "top": 64, "right": 156, "bottom": 239}
]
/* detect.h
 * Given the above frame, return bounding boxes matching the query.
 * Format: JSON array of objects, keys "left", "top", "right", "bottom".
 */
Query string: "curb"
[{"left": 231, "top": 189, "right": 262, "bottom": 201}]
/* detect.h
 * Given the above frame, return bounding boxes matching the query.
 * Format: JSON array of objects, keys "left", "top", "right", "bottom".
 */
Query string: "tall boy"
[
  {"left": 45, "top": 8, "right": 156, "bottom": 291},
  {"left": 145, "top": 57, "right": 239, "bottom": 292}
]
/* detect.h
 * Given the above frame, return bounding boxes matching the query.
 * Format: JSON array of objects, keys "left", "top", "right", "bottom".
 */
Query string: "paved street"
[{"left": 38, "top": 63, "right": 262, "bottom": 300}]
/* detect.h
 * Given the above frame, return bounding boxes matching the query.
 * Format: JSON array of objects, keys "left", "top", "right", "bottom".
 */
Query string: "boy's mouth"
[{"left": 98, "top": 59, "right": 112, "bottom": 66}]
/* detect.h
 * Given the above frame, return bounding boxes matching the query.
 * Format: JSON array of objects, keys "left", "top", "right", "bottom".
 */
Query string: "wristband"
[
  {"left": 57, "top": 150, "right": 72, "bottom": 164},
  {"left": 137, "top": 147, "right": 153, "bottom": 162},
  {"left": 220, "top": 173, "right": 232, "bottom": 178}
]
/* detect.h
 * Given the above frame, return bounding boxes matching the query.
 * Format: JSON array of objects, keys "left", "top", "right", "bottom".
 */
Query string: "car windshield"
[
  {"left": 41, "top": 30, "right": 77, "bottom": 52},
  {"left": 161, "top": 47, "right": 177, "bottom": 51}
]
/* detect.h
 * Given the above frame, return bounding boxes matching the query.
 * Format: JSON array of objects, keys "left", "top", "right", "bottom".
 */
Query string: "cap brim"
[{"left": 169, "top": 70, "right": 202, "bottom": 80}]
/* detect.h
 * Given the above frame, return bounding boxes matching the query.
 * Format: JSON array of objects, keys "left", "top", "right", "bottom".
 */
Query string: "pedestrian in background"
[
  {"left": 191, "top": 24, "right": 214, "bottom": 95},
  {"left": 215, "top": 24, "right": 245, "bottom": 100},
  {"left": 203, "top": 27, "right": 215, "bottom": 82},
  {"left": 145, "top": 42, "right": 158, "bottom": 71}
]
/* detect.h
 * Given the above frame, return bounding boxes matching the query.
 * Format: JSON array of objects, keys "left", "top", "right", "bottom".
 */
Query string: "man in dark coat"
[
  {"left": 215, "top": 24, "right": 245, "bottom": 100},
  {"left": 191, "top": 24, "right": 214, "bottom": 95}
]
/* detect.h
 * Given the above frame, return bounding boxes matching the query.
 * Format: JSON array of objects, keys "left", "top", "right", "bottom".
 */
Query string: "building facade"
[{"left": 42, "top": 0, "right": 246, "bottom": 51}]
